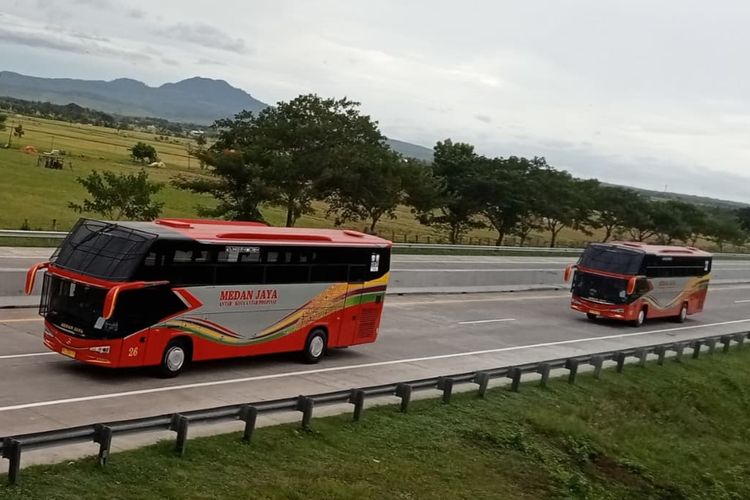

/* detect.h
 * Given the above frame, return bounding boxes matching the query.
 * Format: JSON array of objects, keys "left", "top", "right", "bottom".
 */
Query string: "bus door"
[{"left": 338, "top": 281, "right": 363, "bottom": 346}]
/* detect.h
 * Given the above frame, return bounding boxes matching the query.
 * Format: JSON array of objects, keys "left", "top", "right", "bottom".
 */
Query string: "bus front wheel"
[
  {"left": 159, "top": 339, "right": 191, "bottom": 378},
  {"left": 302, "top": 329, "right": 327, "bottom": 364},
  {"left": 632, "top": 308, "right": 646, "bottom": 328}
]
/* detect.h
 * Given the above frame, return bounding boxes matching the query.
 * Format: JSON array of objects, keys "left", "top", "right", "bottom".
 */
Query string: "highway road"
[{"left": 2, "top": 283, "right": 750, "bottom": 448}]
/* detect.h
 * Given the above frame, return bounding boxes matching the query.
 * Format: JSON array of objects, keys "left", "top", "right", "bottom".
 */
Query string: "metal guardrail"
[
  {"left": 0, "top": 230, "right": 68, "bottom": 239},
  {"left": 1, "top": 330, "right": 747, "bottom": 485}
]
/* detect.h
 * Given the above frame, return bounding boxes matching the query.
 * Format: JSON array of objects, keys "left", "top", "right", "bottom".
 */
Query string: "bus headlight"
[
  {"left": 89, "top": 346, "right": 111, "bottom": 354},
  {"left": 613, "top": 308, "right": 624, "bottom": 313}
]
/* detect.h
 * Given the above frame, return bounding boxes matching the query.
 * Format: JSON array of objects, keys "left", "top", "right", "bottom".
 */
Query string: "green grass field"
[
  {"left": 2, "top": 347, "right": 749, "bottom": 499},
  {"left": 0, "top": 115, "right": 594, "bottom": 246}
]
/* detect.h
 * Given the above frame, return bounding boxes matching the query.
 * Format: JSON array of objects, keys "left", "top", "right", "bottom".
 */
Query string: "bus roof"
[
  {"left": 594, "top": 241, "right": 712, "bottom": 258},
  {"left": 114, "top": 218, "right": 393, "bottom": 247}
]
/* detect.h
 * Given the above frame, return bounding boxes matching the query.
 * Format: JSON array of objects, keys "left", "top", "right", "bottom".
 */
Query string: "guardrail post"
[
  {"left": 437, "top": 377, "right": 454, "bottom": 403},
  {"left": 93, "top": 424, "right": 113, "bottom": 467},
  {"left": 637, "top": 349, "right": 648, "bottom": 367},
  {"left": 349, "top": 390, "right": 366, "bottom": 421},
  {"left": 507, "top": 368, "right": 522, "bottom": 392},
  {"left": 170, "top": 414, "right": 189, "bottom": 457},
  {"left": 296, "top": 396, "right": 315, "bottom": 431},
  {"left": 590, "top": 356, "right": 604, "bottom": 379},
  {"left": 707, "top": 339, "right": 717, "bottom": 355},
  {"left": 239, "top": 405, "right": 258, "bottom": 442},
  {"left": 615, "top": 352, "right": 627, "bottom": 373},
  {"left": 566, "top": 359, "right": 579, "bottom": 384},
  {"left": 537, "top": 363, "right": 551, "bottom": 388},
  {"left": 474, "top": 372, "right": 491, "bottom": 398},
  {"left": 735, "top": 333, "right": 745, "bottom": 349},
  {"left": 655, "top": 346, "right": 667, "bottom": 365},
  {"left": 395, "top": 384, "right": 412, "bottom": 413},
  {"left": 675, "top": 343, "right": 685, "bottom": 361},
  {"left": 720, "top": 335, "right": 732, "bottom": 353},
  {"left": 692, "top": 340, "right": 703, "bottom": 359},
  {"left": 2, "top": 438, "right": 21, "bottom": 486}
]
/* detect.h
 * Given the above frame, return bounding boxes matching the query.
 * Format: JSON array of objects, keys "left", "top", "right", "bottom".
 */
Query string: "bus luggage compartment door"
[{"left": 337, "top": 283, "right": 363, "bottom": 346}]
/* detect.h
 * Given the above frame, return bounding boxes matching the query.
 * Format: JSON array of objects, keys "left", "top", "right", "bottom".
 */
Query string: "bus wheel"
[
  {"left": 632, "top": 308, "right": 646, "bottom": 328},
  {"left": 302, "top": 329, "right": 327, "bottom": 364},
  {"left": 586, "top": 313, "right": 598, "bottom": 321},
  {"left": 675, "top": 303, "right": 688, "bottom": 323},
  {"left": 159, "top": 339, "right": 190, "bottom": 378}
]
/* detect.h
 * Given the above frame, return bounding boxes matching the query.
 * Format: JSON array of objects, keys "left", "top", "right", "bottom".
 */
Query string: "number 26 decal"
[{"left": 128, "top": 347, "right": 139, "bottom": 357}]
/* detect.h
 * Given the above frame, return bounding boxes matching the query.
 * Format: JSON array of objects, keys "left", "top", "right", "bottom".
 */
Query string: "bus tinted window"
[
  {"left": 578, "top": 245, "right": 642, "bottom": 275},
  {"left": 644, "top": 256, "right": 711, "bottom": 278}
]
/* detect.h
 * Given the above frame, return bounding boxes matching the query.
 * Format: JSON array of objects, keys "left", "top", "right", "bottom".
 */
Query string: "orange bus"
[
  {"left": 27, "top": 218, "right": 391, "bottom": 376},
  {"left": 564, "top": 242, "right": 711, "bottom": 326}
]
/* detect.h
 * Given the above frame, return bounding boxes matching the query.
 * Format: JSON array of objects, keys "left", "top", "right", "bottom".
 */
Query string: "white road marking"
[
  {"left": 389, "top": 294, "right": 566, "bottom": 306},
  {"left": 734, "top": 299, "right": 750, "bottom": 304},
  {"left": 0, "top": 318, "right": 42, "bottom": 323},
  {"left": 458, "top": 318, "right": 516, "bottom": 325},
  {"left": 393, "top": 268, "right": 560, "bottom": 272},
  {"left": 0, "top": 318, "right": 747, "bottom": 413},
  {"left": 0, "top": 267, "right": 27, "bottom": 272},
  {"left": 0, "top": 352, "right": 55, "bottom": 360}
]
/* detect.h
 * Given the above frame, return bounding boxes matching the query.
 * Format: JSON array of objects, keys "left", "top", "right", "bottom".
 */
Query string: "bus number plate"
[{"left": 61, "top": 348, "right": 76, "bottom": 359}]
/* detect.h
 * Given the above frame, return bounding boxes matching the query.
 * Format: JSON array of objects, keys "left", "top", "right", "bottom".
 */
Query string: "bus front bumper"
[
  {"left": 43, "top": 321, "right": 120, "bottom": 367},
  {"left": 570, "top": 298, "right": 631, "bottom": 320}
]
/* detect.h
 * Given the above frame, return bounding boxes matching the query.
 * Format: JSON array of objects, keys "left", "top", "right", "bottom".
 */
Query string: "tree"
[
  {"left": 475, "top": 156, "right": 531, "bottom": 245},
  {"left": 591, "top": 186, "right": 641, "bottom": 242},
  {"left": 533, "top": 162, "right": 593, "bottom": 248},
  {"left": 12, "top": 124, "right": 24, "bottom": 138},
  {"left": 69, "top": 169, "right": 164, "bottom": 220},
  {"left": 411, "top": 139, "right": 485, "bottom": 243},
  {"left": 704, "top": 209, "right": 746, "bottom": 251},
  {"left": 323, "top": 146, "right": 408, "bottom": 232},
  {"left": 736, "top": 207, "right": 750, "bottom": 233},
  {"left": 173, "top": 150, "right": 275, "bottom": 221},
  {"left": 212, "top": 94, "right": 385, "bottom": 227},
  {"left": 129, "top": 142, "right": 158, "bottom": 163}
]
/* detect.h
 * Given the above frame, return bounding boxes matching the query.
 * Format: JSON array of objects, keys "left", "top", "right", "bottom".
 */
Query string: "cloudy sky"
[{"left": 2, "top": 0, "right": 750, "bottom": 202}]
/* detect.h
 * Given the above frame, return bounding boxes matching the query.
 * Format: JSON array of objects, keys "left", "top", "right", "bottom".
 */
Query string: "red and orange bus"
[
  {"left": 27, "top": 218, "right": 391, "bottom": 376},
  {"left": 564, "top": 242, "right": 712, "bottom": 326}
]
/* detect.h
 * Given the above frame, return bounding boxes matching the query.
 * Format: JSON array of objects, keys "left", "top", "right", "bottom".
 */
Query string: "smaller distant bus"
[
  {"left": 27, "top": 218, "right": 391, "bottom": 376},
  {"left": 564, "top": 242, "right": 712, "bottom": 326}
]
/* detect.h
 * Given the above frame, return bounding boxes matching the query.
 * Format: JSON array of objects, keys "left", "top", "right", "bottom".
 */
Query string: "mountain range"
[{"left": 0, "top": 71, "right": 435, "bottom": 160}]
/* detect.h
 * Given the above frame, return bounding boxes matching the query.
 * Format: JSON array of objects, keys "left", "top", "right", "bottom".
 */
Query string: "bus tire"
[
  {"left": 302, "top": 328, "right": 327, "bottom": 364},
  {"left": 675, "top": 303, "right": 688, "bottom": 323},
  {"left": 632, "top": 308, "right": 646, "bottom": 328},
  {"left": 159, "top": 338, "right": 191, "bottom": 378},
  {"left": 586, "top": 313, "right": 598, "bottom": 321}
]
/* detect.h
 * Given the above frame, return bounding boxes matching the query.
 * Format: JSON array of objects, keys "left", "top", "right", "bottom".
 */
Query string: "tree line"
[{"left": 66, "top": 94, "right": 750, "bottom": 250}]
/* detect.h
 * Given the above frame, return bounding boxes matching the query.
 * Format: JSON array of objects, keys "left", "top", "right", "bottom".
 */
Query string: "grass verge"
[{"left": 3, "top": 347, "right": 750, "bottom": 499}]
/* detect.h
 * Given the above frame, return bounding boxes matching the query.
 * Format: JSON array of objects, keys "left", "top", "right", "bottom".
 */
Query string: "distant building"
[{"left": 189, "top": 130, "right": 205, "bottom": 137}]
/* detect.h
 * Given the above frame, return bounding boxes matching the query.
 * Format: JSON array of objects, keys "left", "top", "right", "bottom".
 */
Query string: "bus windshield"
[
  {"left": 571, "top": 271, "right": 628, "bottom": 305},
  {"left": 578, "top": 244, "right": 642, "bottom": 275},
  {"left": 52, "top": 219, "right": 157, "bottom": 281}
]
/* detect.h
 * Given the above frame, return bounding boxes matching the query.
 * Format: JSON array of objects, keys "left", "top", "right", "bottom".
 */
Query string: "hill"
[{"left": 0, "top": 71, "right": 267, "bottom": 124}]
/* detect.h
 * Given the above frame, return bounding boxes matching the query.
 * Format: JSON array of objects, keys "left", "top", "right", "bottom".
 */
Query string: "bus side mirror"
[
  {"left": 626, "top": 277, "right": 637, "bottom": 295},
  {"left": 25, "top": 262, "right": 49, "bottom": 295},
  {"left": 563, "top": 264, "right": 576, "bottom": 282}
]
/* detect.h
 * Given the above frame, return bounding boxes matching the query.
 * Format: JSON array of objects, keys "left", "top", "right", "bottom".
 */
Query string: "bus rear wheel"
[
  {"left": 675, "top": 303, "right": 688, "bottom": 323},
  {"left": 159, "top": 339, "right": 190, "bottom": 378},
  {"left": 302, "top": 329, "right": 327, "bottom": 364}
]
